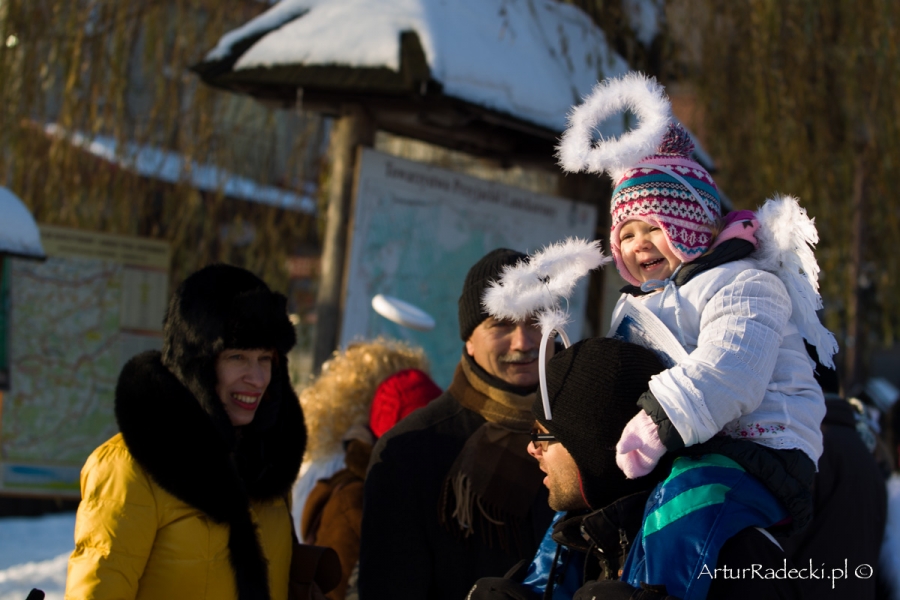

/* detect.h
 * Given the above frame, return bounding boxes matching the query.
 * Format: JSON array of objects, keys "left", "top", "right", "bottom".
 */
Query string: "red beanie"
[{"left": 369, "top": 368, "right": 442, "bottom": 438}]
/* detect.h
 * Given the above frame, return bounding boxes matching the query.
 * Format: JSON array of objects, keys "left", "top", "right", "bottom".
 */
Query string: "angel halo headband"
[
  {"left": 555, "top": 72, "right": 712, "bottom": 216},
  {"left": 557, "top": 71, "right": 671, "bottom": 180},
  {"left": 482, "top": 238, "right": 609, "bottom": 419}
]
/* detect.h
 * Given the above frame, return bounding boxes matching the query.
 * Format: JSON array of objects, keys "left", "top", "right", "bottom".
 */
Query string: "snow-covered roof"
[
  {"left": 203, "top": 0, "right": 631, "bottom": 134},
  {"left": 44, "top": 124, "right": 316, "bottom": 214},
  {"left": 0, "top": 187, "right": 45, "bottom": 260}
]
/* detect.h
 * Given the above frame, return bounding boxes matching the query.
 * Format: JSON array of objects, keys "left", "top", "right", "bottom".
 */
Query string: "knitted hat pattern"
[
  {"left": 610, "top": 123, "right": 723, "bottom": 286},
  {"left": 533, "top": 337, "right": 666, "bottom": 510},
  {"left": 458, "top": 248, "right": 528, "bottom": 341},
  {"left": 369, "top": 368, "right": 442, "bottom": 438}
]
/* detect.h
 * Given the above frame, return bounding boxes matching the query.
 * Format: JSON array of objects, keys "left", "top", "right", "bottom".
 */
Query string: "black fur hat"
[
  {"left": 162, "top": 264, "right": 297, "bottom": 442},
  {"left": 534, "top": 337, "right": 668, "bottom": 510}
]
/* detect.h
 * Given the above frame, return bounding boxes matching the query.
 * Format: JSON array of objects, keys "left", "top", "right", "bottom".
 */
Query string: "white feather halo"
[
  {"left": 483, "top": 238, "right": 609, "bottom": 420},
  {"left": 482, "top": 238, "right": 610, "bottom": 335},
  {"left": 557, "top": 72, "right": 672, "bottom": 181},
  {"left": 753, "top": 194, "right": 839, "bottom": 368}
]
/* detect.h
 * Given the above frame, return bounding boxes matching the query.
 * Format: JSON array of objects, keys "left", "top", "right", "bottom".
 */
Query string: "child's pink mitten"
[{"left": 616, "top": 411, "right": 667, "bottom": 479}]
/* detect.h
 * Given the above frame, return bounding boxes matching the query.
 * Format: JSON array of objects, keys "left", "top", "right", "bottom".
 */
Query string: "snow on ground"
[{"left": 0, "top": 513, "right": 75, "bottom": 600}]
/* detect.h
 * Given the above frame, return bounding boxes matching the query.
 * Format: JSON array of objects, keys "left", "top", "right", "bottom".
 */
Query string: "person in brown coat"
[
  {"left": 292, "top": 339, "right": 432, "bottom": 538},
  {"left": 302, "top": 368, "right": 442, "bottom": 600}
]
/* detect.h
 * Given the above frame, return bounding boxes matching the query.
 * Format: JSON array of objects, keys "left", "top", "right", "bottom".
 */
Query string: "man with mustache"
[{"left": 358, "top": 249, "right": 556, "bottom": 600}]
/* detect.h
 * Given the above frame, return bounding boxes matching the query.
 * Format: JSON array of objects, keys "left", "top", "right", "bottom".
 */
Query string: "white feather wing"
[{"left": 754, "top": 195, "right": 839, "bottom": 368}]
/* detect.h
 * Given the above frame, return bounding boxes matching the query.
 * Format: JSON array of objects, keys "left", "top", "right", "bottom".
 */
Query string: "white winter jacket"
[{"left": 611, "top": 258, "right": 825, "bottom": 463}]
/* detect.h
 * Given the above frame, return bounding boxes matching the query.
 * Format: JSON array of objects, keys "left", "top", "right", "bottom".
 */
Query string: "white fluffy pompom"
[
  {"left": 557, "top": 72, "right": 672, "bottom": 178},
  {"left": 754, "top": 194, "right": 839, "bottom": 368}
]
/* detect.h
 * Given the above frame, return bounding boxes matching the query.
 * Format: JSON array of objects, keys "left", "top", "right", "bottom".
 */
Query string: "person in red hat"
[
  {"left": 302, "top": 367, "right": 442, "bottom": 600},
  {"left": 293, "top": 339, "right": 432, "bottom": 535}
]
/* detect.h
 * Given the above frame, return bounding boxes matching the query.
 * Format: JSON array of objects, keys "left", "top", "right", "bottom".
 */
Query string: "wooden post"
[{"left": 312, "top": 106, "right": 375, "bottom": 373}]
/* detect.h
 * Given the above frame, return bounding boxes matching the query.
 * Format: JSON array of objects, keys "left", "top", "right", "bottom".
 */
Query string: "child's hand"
[{"left": 616, "top": 411, "right": 667, "bottom": 478}]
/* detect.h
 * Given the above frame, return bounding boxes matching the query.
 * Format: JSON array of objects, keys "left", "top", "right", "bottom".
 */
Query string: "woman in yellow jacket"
[{"left": 65, "top": 264, "right": 306, "bottom": 600}]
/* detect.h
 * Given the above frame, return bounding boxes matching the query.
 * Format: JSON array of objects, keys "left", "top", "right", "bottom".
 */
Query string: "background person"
[
  {"left": 784, "top": 352, "right": 887, "bottom": 599},
  {"left": 292, "top": 339, "right": 432, "bottom": 537},
  {"left": 65, "top": 264, "right": 305, "bottom": 600},
  {"left": 358, "top": 248, "right": 556, "bottom": 600},
  {"left": 301, "top": 367, "right": 442, "bottom": 600}
]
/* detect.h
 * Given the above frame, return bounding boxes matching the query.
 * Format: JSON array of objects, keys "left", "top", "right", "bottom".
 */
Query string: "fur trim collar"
[{"left": 115, "top": 351, "right": 305, "bottom": 600}]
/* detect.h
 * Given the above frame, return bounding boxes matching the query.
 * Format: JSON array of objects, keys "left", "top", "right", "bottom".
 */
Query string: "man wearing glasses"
[
  {"left": 470, "top": 337, "right": 803, "bottom": 600},
  {"left": 359, "top": 249, "right": 556, "bottom": 600}
]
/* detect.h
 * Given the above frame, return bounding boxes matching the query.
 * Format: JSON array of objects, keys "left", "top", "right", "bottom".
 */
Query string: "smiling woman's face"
[{"left": 214, "top": 349, "right": 274, "bottom": 427}]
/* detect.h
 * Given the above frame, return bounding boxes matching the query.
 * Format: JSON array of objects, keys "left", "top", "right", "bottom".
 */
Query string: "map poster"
[
  {"left": 339, "top": 149, "right": 598, "bottom": 388},
  {"left": 0, "top": 225, "right": 170, "bottom": 497}
]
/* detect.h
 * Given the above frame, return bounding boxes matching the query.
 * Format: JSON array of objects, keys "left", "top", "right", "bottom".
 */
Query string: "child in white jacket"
[
  {"left": 607, "top": 124, "right": 826, "bottom": 485},
  {"left": 557, "top": 72, "right": 836, "bottom": 599}
]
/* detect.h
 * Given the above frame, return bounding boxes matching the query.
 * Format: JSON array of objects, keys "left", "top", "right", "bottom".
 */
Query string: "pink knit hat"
[{"left": 609, "top": 124, "right": 722, "bottom": 286}]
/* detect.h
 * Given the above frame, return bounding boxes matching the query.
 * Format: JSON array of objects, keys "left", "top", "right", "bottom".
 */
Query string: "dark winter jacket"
[
  {"left": 552, "top": 492, "right": 651, "bottom": 585},
  {"left": 557, "top": 486, "right": 802, "bottom": 599},
  {"left": 784, "top": 398, "right": 887, "bottom": 598},
  {"left": 471, "top": 473, "right": 803, "bottom": 600},
  {"left": 571, "top": 526, "right": 804, "bottom": 600},
  {"left": 358, "top": 360, "right": 553, "bottom": 600}
]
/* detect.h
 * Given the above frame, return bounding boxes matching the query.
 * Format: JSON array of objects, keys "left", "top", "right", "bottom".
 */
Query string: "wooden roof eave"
[{"left": 192, "top": 31, "right": 562, "bottom": 170}]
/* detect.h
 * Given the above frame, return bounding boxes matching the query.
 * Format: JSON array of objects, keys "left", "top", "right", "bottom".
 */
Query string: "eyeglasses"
[{"left": 529, "top": 428, "right": 557, "bottom": 451}]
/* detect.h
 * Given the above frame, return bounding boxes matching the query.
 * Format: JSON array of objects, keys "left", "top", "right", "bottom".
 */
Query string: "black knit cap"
[
  {"left": 533, "top": 337, "right": 668, "bottom": 510},
  {"left": 458, "top": 248, "right": 527, "bottom": 341}
]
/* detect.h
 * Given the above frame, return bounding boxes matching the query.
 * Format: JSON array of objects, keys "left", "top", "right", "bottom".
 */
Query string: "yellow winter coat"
[
  {"left": 66, "top": 433, "right": 291, "bottom": 600},
  {"left": 65, "top": 350, "right": 306, "bottom": 600}
]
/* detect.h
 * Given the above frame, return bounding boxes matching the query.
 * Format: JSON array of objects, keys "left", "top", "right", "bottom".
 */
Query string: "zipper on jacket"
[{"left": 617, "top": 528, "right": 630, "bottom": 579}]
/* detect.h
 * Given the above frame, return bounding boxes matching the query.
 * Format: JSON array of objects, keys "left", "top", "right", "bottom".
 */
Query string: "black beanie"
[
  {"left": 533, "top": 337, "right": 667, "bottom": 510},
  {"left": 458, "top": 248, "right": 527, "bottom": 341}
]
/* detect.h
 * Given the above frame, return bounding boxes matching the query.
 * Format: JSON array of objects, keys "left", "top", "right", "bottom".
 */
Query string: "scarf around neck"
[
  {"left": 439, "top": 353, "right": 546, "bottom": 553},
  {"left": 451, "top": 352, "right": 537, "bottom": 428}
]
